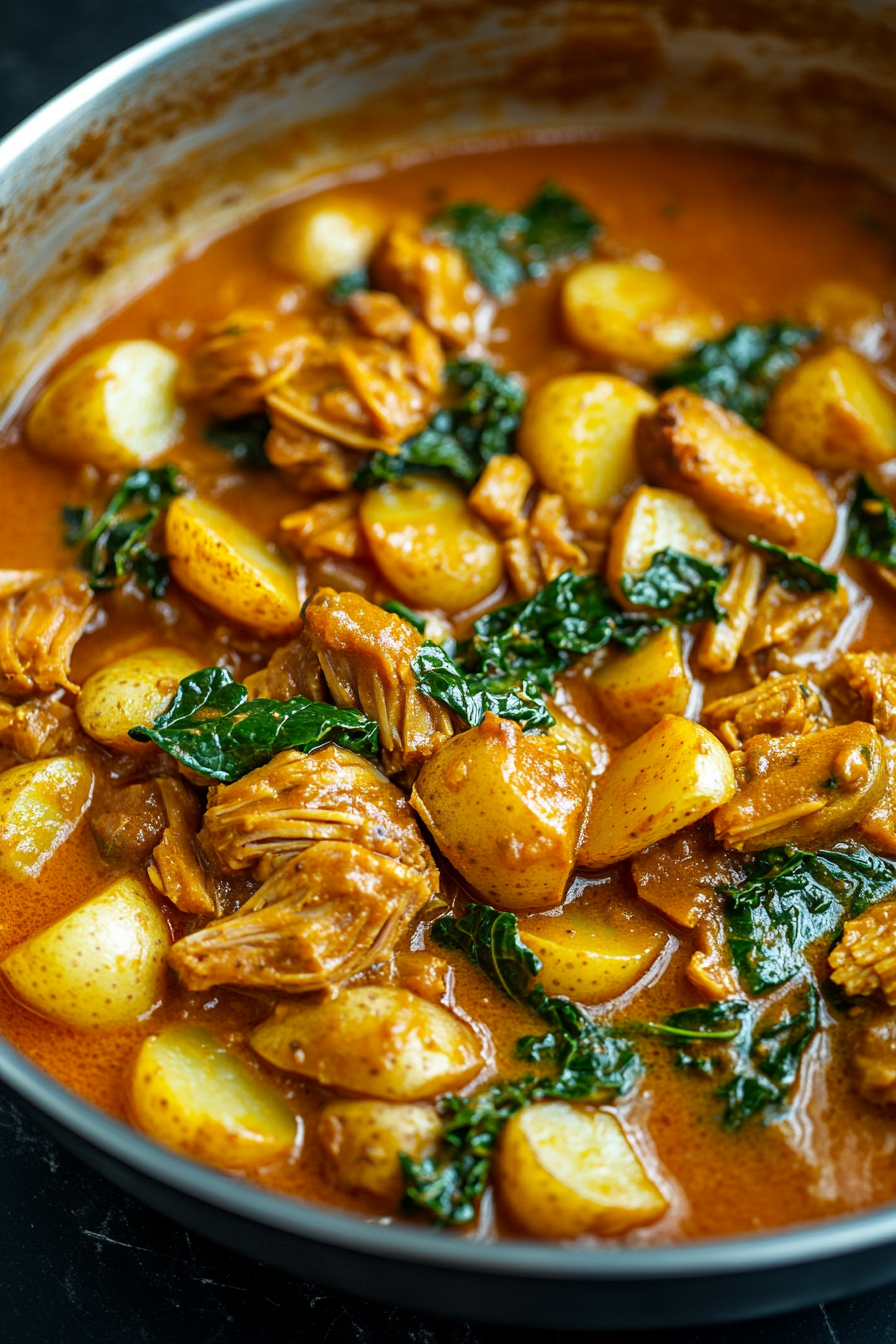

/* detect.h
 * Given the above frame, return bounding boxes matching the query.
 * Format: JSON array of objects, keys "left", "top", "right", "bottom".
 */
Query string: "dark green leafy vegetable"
[
  {"left": 431, "top": 903, "right": 540, "bottom": 1000},
  {"left": 654, "top": 322, "right": 818, "bottom": 428},
  {"left": 718, "top": 988, "right": 819, "bottom": 1129},
  {"left": 128, "top": 666, "right": 379, "bottom": 782},
  {"left": 379, "top": 600, "right": 426, "bottom": 635},
  {"left": 748, "top": 536, "right": 839, "bottom": 594},
  {"left": 620, "top": 547, "right": 727, "bottom": 623},
  {"left": 645, "top": 1000, "right": 751, "bottom": 1044},
  {"left": 847, "top": 474, "right": 896, "bottom": 568},
  {"left": 429, "top": 181, "right": 600, "bottom": 297},
  {"left": 412, "top": 644, "right": 555, "bottom": 732},
  {"left": 62, "top": 465, "right": 183, "bottom": 597},
  {"left": 205, "top": 413, "right": 271, "bottom": 468},
  {"left": 328, "top": 267, "right": 370, "bottom": 303},
  {"left": 355, "top": 357, "right": 525, "bottom": 490}
]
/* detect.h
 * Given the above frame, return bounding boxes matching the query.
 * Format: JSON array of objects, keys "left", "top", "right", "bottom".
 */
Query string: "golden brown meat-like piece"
[
  {"left": 300, "top": 588, "right": 455, "bottom": 777},
  {"left": 90, "top": 780, "right": 168, "bottom": 865},
  {"left": 853, "top": 1013, "right": 896, "bottom": 1106},
  {"left": 264, "top": 414, "right": 357, "bottom": 495},
  {"left": 714, "top": 722, "right": 886, "bottom": 851},
  {"left": 149, "top": 777, "right": 214, "bottom": 916},
  {"left": 0, "top": 693, "right": 80, "bottom": 759},
  {"left": 854, "top": 739, "right": 896, "bottom": 854},
  {"left": 243, "top": 634, "right": 325, "bottom": 704},
  {"left": 280, "top": 493, "right": 366, "bottom": 563},
  {"left": 830, "top": 901, "right": 896, "bottom": 1006},
  {"left": 200, "top": 744, "right": 435, "bottom": 883},
  {"left": 695, "top": 544, "right": 764, "bottom": 674},
  {"left": 178, "top": 311, "right": 315, "bottom": 420},
  {"left": 740, "top": 581, "right": 848, "bottom": 659},
  {"left": 0, "top": 571, "right": 94, "bottom": 698},
  {"left": 373, "top": 225, "right": 486, "bottom": 348},
  {"left": 702, "top": 673, "right": 829, "bottom": 751},
  {"left": 167, "top": 839, "right": 432, "bottom": 993},
  {"left": 502, "top": 491, "right": 590, "bottom": 601},
  {"left": 827, "top": 651, "right": 896, "bottom": 737}
]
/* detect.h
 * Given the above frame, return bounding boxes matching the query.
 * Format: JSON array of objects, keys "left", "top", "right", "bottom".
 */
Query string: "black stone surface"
[{"left": 2, "top": 5, "right": 896, "bottom": 1340}]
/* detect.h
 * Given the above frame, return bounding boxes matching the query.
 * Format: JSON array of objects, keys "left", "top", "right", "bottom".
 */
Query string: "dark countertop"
[{"left": 3, "top": 5, "right": 896, "bottom": 1341}]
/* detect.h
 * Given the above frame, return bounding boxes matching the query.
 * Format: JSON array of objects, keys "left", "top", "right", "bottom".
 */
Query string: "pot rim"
[{"left": 3, "top": 0, "right": 896, "bottom": 1284}]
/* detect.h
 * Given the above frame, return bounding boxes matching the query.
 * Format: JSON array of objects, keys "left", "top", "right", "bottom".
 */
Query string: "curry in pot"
[{"left": 4, "top": 138, "right": 896, "bottom": 1242}]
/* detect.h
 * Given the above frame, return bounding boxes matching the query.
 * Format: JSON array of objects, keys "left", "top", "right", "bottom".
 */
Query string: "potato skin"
[
  {"left": 249, "top": 986, "right": 483, "bottom": 1100},
  {"left": 360, "top": 475, "right": 503, "bottom": 615},
  {"left": 605, "top": 484, "right": 725, "bottom": 607},
  {"left": 166, "top": 496, "right": 302, "bottom": 638},
  {"left": 588, "top": 627, "right": 691, "bottom": 741},
  {"left": 765, "top": 347, "right": 896, "bottom": 471},
  {"left": 76, "top": 647, "right": 201, "bottom": 753},
  {"left": 267, "top": 195, "right": 386, "bottom": 285},
  {"left": 497, "top": 1102, "right": 668, "bottom": 1238},
  {"left": 562, "top": 262, "right": 720, "bottom": 371},
  {"left": 636, "top": 388, "right": 837, "bottom": 559},
  {"left": 318, "top": 1099, "right": 441, "bottom": 1204},
  {"left": 517, "top": 374, "right": 655, "bottom": 510},
  {"left": 519, "top": 906, "right": 666, "bottom": 1005},
  {"left": 411, "top": 714, "right": 589, "bottom": 910},
  {"left": 1, "top": 876, "right": 168, "bottom": 1028},
  {"left": 131, "top": 1025, "right": 297, "bottom": 1168},
  {"left": 578, "top": 714, "right": 736, "bottom": 868},
  {"left": 27, "top": 340, "right": 182, "bottom": 472},
  {"left": 0, "top": 756, "right": 93, "bottom": 880}
]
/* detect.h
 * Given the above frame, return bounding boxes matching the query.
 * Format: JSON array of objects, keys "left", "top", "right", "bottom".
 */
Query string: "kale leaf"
[
  {"left": 654, "top": 322, "right": 818, "bottom": 428},
  {"left": 432, "top": 903, "right": 541, "bottom": 1001},
  {"left": 749, "top": 536, "right": 839, "bottom": 594},
  {"left": 412, "top": 644, "right": 555, "bottom": 732},
  {"left": 379, "top": 600, "right": 426, "bottom": 635},
  {"left": 847, "top": 474, "right": 896, "bottom": 568},
  {"left": 128, "top": 666, "right": 379, "bottom": 782},
  {"left": 721, "top": 845, "right": 896, "bottom": 994},
  {"left": 620, "top": 547, "right": 727, "bottom": 624},
  {"left": 62, "top": 465, "right": 183, "bottom": 597},
  {"left": 718, "top": 987, "right": 819, "bottom": 1129},
  {"left": 328, "top": 267, "right": 370, "bottom": 303},
  {"left": 645, "top": 1000, "right": 751, "bottom": 1044},
  {"left": 205, "top": 413, "right": 272, "bottom": 468},
  {"left": 430, "top": 182, "right": 600, "bottom": 297},
  {"left": 355, "top": 357, "right": 526, "bottom": 490}
]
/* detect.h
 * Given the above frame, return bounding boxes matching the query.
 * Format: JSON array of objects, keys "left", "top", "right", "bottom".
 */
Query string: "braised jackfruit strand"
[
  {"left": 703, "top": 673, "right": 829, "bottom": 752},
  {"left": 149, "top": 776, "right": 215, "bottom": 916},
  {"left": 0, "top": 571, "right": 94, "bottom": 698},
  {"left": 0, "top": 693, "right": 80, "bottom": 760},
  {"left": 243, "top": 635, "right": 326, "bottom": 703},
  {"left": 828, "top": 651, "right": 896, "bottom": 737},
  {"left": 830, "top": 900, "right": 896, "bottom": 1006},
  {"left": 200, "top": 744, "right": 435, "bottom": 883},
  {"left": 167, "top": 839, "right": 433, "bottom": 993},
  {"left": 740, "top": 581, "right": 848, "bottom": 658},
  {"left": 177, "top": 312, "right": 316, "bottom": 420},
  {"left": 853, "top": 1013, "right": 896, "bottom": 1106}
]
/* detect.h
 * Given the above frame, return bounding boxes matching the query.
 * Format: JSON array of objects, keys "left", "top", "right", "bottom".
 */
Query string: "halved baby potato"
[
  {"left": 0, "top": 756, "right": 93, "bottom": 881},
  {"left": 249, "top": 986, "right": 483, "bottom": 1101},
  {"left": 561, "top": 261, "right": 720, "bottom": 371},
  {"left": 1, "top": 876, "right": 168, "bottom": 1028},
  {"left": 519, "top": 902, "right": 667, "bottom": 1005},
  {"left": 605, "top": 484, "right": 726, "bottom": 607},
  {"left": 131, "top": 1025, "right": 297, "bottom": 1168},
  {"left": 765, "top": 346, "right": 896, "bottom": 471},
  {"left": 27, "top": 340, "right": 183, "bottom": 472},
  {"left": 267, "top": 194, "right": 387, "bottom": 286},
  {"left": 497, "top": 1101, "right": 668, "bottom": 1238},
  {"left": 318, "top": 1099, "right": 441, "bottom": 1204},
  {"left": 166, "top": 496, "right": 302, "bottom": 638},
  {"left": 578, "top": 715, "right": 736, "bottom": 869},
  {"left": 76, "top": 647, "right": 202, "bottom": 753},
  {"left": 360, "top": 475, "right": 503, "bottom": 615},
  {"left": 517, "top": 374, "right": 655, "bottom": 510},
  {"left": 588, "top": 626, "right": 691, "bottom": 741}
]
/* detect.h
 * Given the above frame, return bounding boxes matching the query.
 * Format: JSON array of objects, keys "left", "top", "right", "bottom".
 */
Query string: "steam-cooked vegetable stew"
[{"left": 7, "top": 137, "right": 896, "bottom": 1242}]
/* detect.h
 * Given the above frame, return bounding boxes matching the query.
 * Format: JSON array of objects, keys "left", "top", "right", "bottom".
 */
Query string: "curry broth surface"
[{"left": 3, "top": 136, "right": 896, "bottom": 1242}]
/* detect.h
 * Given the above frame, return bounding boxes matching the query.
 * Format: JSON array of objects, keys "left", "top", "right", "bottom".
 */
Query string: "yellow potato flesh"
[
  {"left": 27, "top": 340, "right": 182, "bottom": 472},
  {"left": 76, "top": 647, "right": 201, "bottom": 753},
  {"left": 131, "top": 1025, "right": 297, "bottom": 1168},
  {"left": 0, "top": 756, "right": 93, "bottom": 880},
  {"left": 411, "top": 714, "right": 589, "bottom": 910},
  {"left": 588, "top": 627, "right": 691, "bottom": 741},
  {"left": 517, "top": 374, "right": 655, "bottom": 509},
  {"left": 578, "top": 714, "right": 736, "bottom": 869},
  {"left": 562, "top": 262, "right": 720, "bottom": 371},
  {"left": 765, "top": 347, "right": 896, "bottom": 471},
  {"left": 360, "top": 475, "right": 503, "bottom": 615},
  {"left": 166, "top": 496, "right": 301, "bottom": 638},
  {"left": 519, "top": 902, "right": 667, "bottom": 1005},
  {"left": 318, "top": 1099, "right": 441, "bottom": 1203},
  {"left": 497, "top": 1102, "right": 668, "bottom": 1238},
  {"left": 1, "top": 876, "right": 168, "bottom": 1028},
  {"left": 250, "top": 986, "right": 483, "bottom": 1101},
  {"left": 267, "top": 195, "right": 386, "bottom": 285},
  {"left": 605, "top": 484, "right": 725, "bottom": 607}
]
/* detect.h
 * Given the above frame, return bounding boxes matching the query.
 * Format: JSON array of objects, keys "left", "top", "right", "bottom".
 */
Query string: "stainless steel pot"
[{"left": 3, "top": 0, "right": 896, "bottom": 1326}]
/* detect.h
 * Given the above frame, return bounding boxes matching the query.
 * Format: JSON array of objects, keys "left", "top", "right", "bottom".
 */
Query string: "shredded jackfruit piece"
[
  {"left": 830, "top": 900, "right": 896, "bottom": 1005},
  {"left": 0, "top": 571, "right": 94, "bottom": 698}
]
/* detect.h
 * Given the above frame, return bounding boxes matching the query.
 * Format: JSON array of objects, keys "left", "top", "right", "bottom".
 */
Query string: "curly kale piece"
[
  {"left": 748, "top": 536, "right": 839, "bottom": 594},
  {"left": 62, "top": 464, "right": 183, "bottom": 597},
  {"left": 412, "top": 644, "right": 555, "bottom": 732},
  {"left": 620, "top": 547, "right": 728, "bottom": 624},
  {"left": 847, "top": 474, "right": 896, "bottom": 569},
  {"left": 205, "top": 413, "right": 272, "bottom": 468}
]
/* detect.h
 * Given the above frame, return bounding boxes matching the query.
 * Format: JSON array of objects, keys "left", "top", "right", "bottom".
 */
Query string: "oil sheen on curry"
[{"left": 5, "top": 137, "right": 896, "bottom": 1244}]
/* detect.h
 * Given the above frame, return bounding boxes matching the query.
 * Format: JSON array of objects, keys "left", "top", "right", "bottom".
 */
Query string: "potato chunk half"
[
  {"left": 76, "top": 647, "right": 202, "bottom": 753},
  {"left": 27, "top": 340, "right": 182, "bottom": 472},
  {"left": 411, "top": 714, "right": 589, "bottom": 910},
  {"left": 578, "top": 715, "right": 736, "bottom": 869},
  {"left": 1, "top": 876, "right": 168, "bottom": 1028},
  {"left": 637, "top": 388, "right": 837, "bottom": 558},
  {"left": 318, "top": 1099, "right": 441, "bottom": 1204},
  {"left": 131, "top": 1025, "right": 297, "bottom": 1168},
  {"left": 766, "top": 347, "right": 896, "bottom": 471},
  {"left": 562, "top": 262, "right": 720, "bottom": 371},
  {"left": 497, "top": 1102, "right": 668, "bottom": 1238},
  {"left": 166, "top": 496, "right": 301, "bottom": 638},
  {"left": 0, "top": 755, "right": 93, "bottom": 880},
  {"left": 588, "top": 627, "right": 690, "bottom": 741},
  {"left": 519, "top": 902, "right": 667, "bottom": 1005},
  {"left": 517, "top": 374, "right": 655, "bottom": 510},
  {"left": 267, "top": 195, "right": 387, "bottom": 285},
  {"left": 250, "top": 986, "right": 483, "bottom": 1100},
  {"left": 605, "top": 484, "right": 725, "bottom": 607}
]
